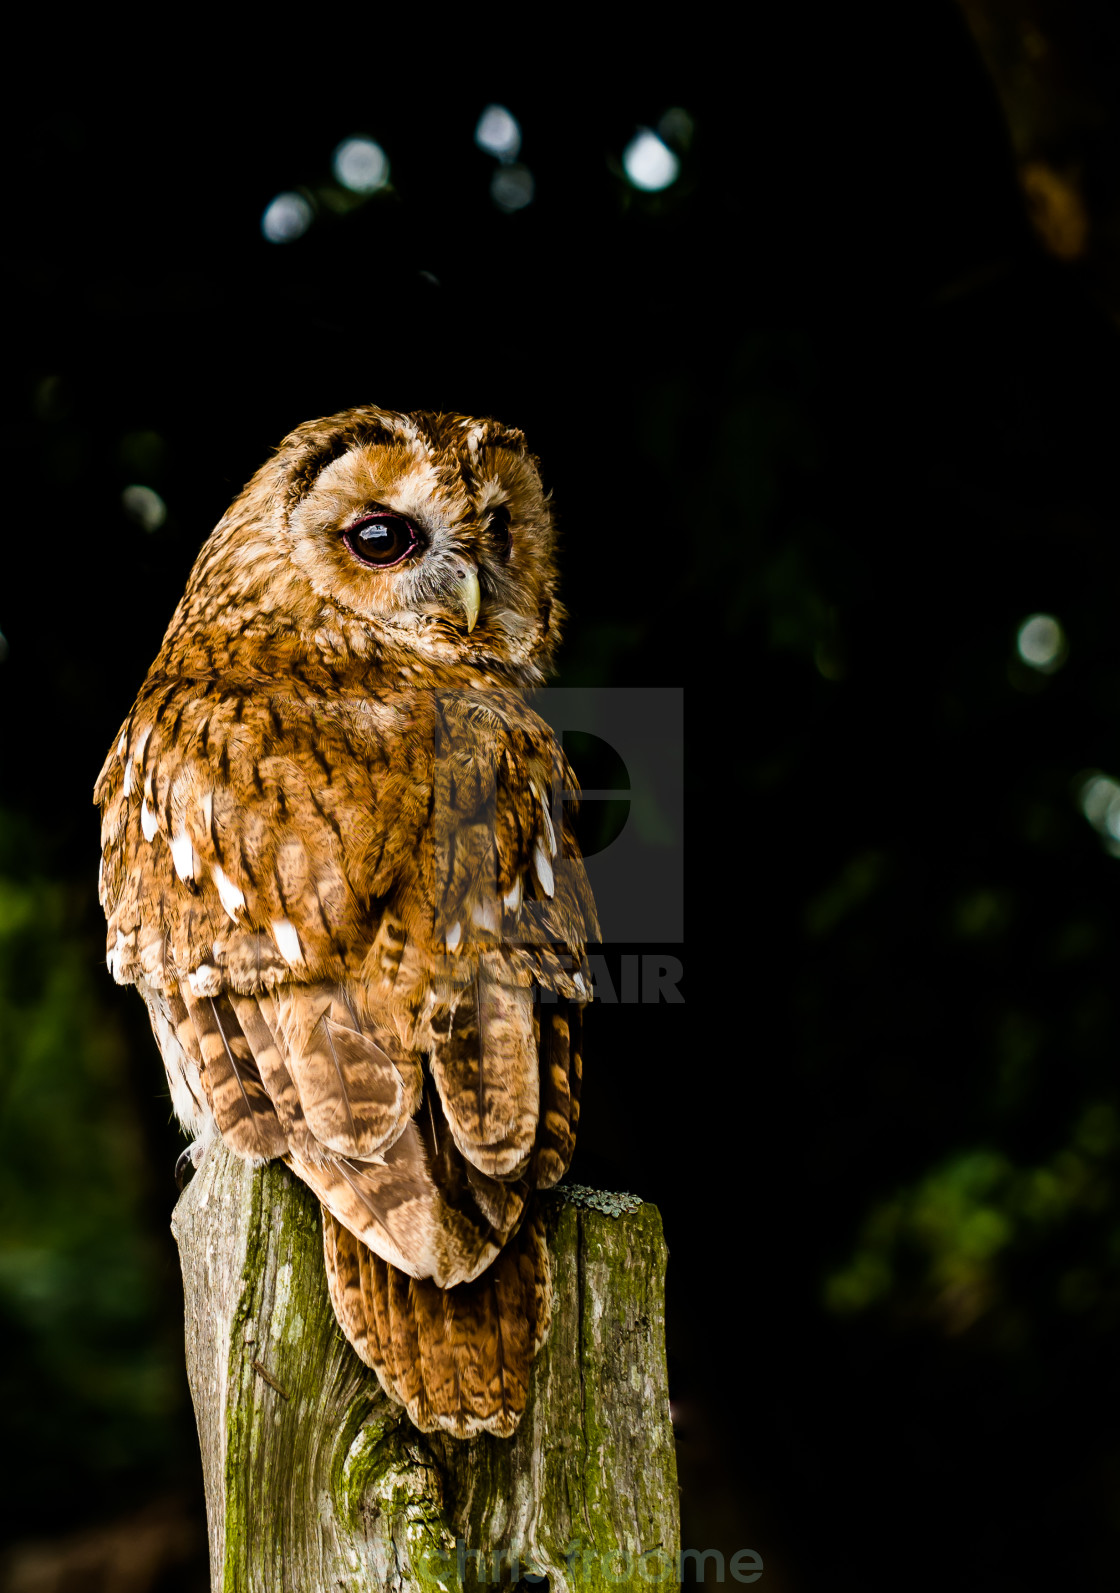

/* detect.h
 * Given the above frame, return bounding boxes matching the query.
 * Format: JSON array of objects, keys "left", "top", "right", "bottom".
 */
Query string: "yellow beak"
[{"left": 449, "top": 559, "right": 481, "bottom": 633}]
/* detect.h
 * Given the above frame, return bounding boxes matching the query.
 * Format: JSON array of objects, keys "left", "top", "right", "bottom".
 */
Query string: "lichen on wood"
[{"left": 171, "top": 1142, "right": 679, "bottom": 1591}]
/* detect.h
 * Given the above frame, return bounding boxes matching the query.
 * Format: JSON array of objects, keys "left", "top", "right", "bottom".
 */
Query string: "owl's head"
[{"left": 171, "top": 406, "right": 563, "bottom": 684}]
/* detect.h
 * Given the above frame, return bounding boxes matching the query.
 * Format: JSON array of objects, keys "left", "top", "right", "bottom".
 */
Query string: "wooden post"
[{"left": 170, "top": 1142, "right": 680, "bottom": 1591}]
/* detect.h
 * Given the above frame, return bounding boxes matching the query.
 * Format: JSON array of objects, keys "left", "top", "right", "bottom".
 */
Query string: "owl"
[{"left": 94, "top": 405, "right": 597, "bottom": 1439}]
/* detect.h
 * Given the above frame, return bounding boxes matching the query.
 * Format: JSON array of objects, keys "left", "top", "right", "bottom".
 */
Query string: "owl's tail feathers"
[{"left": 323, "top": 1206, "right": 552, "bottom": 1439}]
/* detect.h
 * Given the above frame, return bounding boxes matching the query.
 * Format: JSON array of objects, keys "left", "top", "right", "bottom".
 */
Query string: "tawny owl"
[{"left": 94, "top": 406, "right": 597, "bottom": 1439}]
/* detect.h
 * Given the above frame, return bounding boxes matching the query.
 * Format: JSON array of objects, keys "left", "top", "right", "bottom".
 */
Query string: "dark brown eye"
[
  {"left": 343, "top": 512, "right": 418, "bottom": 568},
  {"left": 488, "top": 504, "right": 513, "bottom": 562}
]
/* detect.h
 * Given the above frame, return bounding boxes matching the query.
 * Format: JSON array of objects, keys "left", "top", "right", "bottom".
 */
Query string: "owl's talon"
[{"left": 174, "top": 1141, "right": 205, "bottom": 1190}]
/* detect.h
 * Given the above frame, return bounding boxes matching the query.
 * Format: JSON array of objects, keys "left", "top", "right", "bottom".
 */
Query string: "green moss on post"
[{"left": 172, "top": 1144, "right": 679, "bottom": 1591}]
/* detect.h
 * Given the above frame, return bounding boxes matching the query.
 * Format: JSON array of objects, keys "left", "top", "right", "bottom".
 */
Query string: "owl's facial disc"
[{"left": 281, "top": 433, "right": 553, "bottom": 668}]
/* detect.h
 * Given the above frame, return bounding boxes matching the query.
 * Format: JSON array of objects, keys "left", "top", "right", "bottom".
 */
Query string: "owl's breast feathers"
[{"left": 94, "top": 662, "right": 595, "bottom": 1435}]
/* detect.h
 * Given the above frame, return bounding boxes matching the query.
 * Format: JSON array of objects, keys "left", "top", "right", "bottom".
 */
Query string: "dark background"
[{"left": 3, "top": 5, "right": 1120, "bottom": 1588}]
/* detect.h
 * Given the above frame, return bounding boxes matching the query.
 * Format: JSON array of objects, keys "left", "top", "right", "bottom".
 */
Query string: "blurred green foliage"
[
  {"left": 0, "top": 814, "right": 188, "bottom": 1533},
  {"left": 825, "top": 1101, "right": 1120, "bottom": 1334}
]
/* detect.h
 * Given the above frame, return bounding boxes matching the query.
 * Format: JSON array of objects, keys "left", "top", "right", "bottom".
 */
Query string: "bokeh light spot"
[
  {"left": 490, "top": 165, "right": 534, "bottom": 213},
  {"left": 121, "top": 485, "right": 167, "bottom": 533},
  {"left": 332, "top": 136, "right": 389, "bottom": 194},
  {"left": 261, "top": 192, "right": 313, "bottom": 244},
  {"left": 1079, "top": 774, "right": 1120, "bottom": 842},
  {"left": 622, "top": 130, "right": 680, "bottom": 192},
  {"left": 1016, "top": 613, "right": 1066, "bottom": 672},
  {"left": 475, "top": 105, "right": 521, "bottom": 162}
]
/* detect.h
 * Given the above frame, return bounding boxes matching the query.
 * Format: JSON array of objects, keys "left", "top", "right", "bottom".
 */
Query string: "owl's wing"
[
  {"left": 143, "top": 969, "right": 532, "bottom": 1287},
  {"left": 97, "top": 678, "right": 591, "bottom": 1271},
  {"left": 412, "top": 693, "right": 594, "bottom": 1191},
  {"left": 140, "top": 934, "right": 581, "bottom": 1436}
]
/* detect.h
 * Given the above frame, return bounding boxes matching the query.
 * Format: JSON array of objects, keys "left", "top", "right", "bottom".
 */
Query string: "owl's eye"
[
  {"left": 488, "top": 504, "right": 513, "bottom": 563},
  {"left": 343, "top": 512, "right": 419, "bottom": 568}
]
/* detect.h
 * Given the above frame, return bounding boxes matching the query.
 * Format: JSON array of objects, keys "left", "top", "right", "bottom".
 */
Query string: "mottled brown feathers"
[
  {"left": 322, "top": 1205, "right": 551, "bottom": 1438},
  {"left": 95, "top": 405, "right": 596, "bottom": 1438}
]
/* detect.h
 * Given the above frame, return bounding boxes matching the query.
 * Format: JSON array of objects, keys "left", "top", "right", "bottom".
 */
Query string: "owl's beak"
[{"left": 446, "top": 558, "right": 481, "bottom": 634}]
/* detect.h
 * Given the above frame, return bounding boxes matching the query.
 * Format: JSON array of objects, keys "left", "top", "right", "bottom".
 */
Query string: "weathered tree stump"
[{"left": 170, "top": 1142, "right": 679, "bottom": 1590}]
